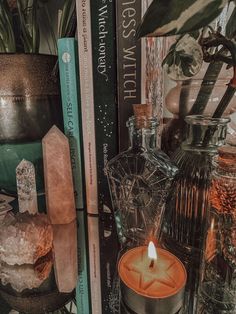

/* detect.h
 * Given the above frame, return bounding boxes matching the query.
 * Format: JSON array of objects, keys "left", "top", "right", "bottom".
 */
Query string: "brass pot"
[
  {"left": 0, "top": 270, "right": 74, "bottom": 313},
  {"left": 0, "top": 53, "right": 63, "bottom": 142},
  {"left": 0, "top": 287, "right": 73, "bottom": 314}
]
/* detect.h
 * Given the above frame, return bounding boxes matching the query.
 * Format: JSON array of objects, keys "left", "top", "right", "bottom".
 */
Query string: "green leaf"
[
  {"left": 0, "top": 0, "right": 15, "bottom": 52},
  {"left": 163, "top": 34, "right": 203, "bottom": 80},
  {"left": 162, "top": 52, "right": 175, "bottom": 67},
  {"left": 38, "top": 4, "right": 57, "bottom": 54},
  {"left": 178, "top": 51, "right": 194, "bottom": 65},
  {"left": 226, "top": 6, "right": 236, "bottom": 39},
  {"left": 181, "top": 62, "right": 194, "bottom": 77},
  {"left": 137, "top": 0, "right": 228, "bottom": 38},
  {"left": 0, "top": 35, "right": 6, "bottom": 52},
  {"left": 58, "top": 0, "right": 76, "bottom": 38},
  {"left": 17, "top": 0, "right": 40, "bottom": 53}
]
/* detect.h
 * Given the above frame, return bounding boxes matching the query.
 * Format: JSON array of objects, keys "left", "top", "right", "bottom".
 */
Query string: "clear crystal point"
[{"left": 16, "top": 159, "right": 38, "bottom": 215}]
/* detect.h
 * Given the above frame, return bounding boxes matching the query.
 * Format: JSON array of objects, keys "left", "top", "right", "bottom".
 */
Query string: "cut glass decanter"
[{"left": 106, "top": 106, "right": 178, "bottom": 248}]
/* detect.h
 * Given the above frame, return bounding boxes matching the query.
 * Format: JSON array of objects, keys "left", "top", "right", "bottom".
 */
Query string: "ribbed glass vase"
[{"left": 161, "top": 115, "right": 229, "bottom": 313}]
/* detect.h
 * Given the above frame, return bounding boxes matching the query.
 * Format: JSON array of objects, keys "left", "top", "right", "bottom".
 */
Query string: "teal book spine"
[
  {"left": 58, "top": 37, "right": 83, "bottom": 210},
  {"left": 58, "top": 37, "right": 91, "bottom": 314}
]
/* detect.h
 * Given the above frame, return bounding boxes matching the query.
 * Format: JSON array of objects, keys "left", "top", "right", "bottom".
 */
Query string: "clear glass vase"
[
  {"left": 197, "top": 144, "right": 236, "bottom": 313},
  {"left": 161, "top": 115, "right": 229, "bottom": 313},
  {"left": 106, "top": 115, "right": 178, "bottom": 249},
  {"left": 162, "top": 77, "right": 236, "bottom": 157}
]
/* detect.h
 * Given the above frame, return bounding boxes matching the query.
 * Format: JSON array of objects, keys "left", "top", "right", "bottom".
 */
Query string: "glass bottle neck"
[
  {"left": 129, "top": 127, "right": 157, "bottom": 150},
  {"left": 182, "top": 115, "right": 229, "bottom": 153},
  {"left": 127, "top": 116, "right": 158, "bottom": 150}
]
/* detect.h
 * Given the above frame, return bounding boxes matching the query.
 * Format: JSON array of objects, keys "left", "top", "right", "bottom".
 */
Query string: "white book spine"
[
  {"left": 87, "top": 215, "right": 102, "bottom": 314},
  {"left": 76, "top": 0, "right": 98, "bottom": 215},
  {"left": 76, "top": 1, "right": 102, "bottom": 313}
]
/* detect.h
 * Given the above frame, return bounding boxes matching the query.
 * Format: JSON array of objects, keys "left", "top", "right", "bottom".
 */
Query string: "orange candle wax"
[{"left": 118, "top": 243, "right": 187, "bottom": 314}]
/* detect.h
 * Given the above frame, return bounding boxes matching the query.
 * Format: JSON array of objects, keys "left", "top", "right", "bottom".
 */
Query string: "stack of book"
[{"left": 58, "top": 0, "right": 165, "bottom": 313}]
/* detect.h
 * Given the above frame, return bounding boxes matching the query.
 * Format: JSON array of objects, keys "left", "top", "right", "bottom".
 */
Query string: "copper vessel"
[
  {"left": 0, "top": 53, "right": 63, "bottom": 142},
  {"left": 0, "top": 286, "right": 73, "bottom": 314}
]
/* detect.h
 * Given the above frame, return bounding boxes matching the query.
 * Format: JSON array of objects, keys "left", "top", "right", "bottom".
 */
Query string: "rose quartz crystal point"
[
  {"left": 42, "top": 125, "right": 76, "bottom": 224},
  {"left": 42, "top": 125, "right": 78, "bottom": 292},
  {"left": 52, "top": 221, "right": 78, "bottom": 293}
]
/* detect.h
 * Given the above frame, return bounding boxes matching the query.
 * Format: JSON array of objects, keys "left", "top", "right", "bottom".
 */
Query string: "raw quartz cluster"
[
  {"left": 0, "top": 212, "right": 53, "bottom": 292},
  {"left": 0, "top": 160, "right": 53, "bottom": 292},
  {"left": 0, "top": 212, "right": 53, "bottom": 265}
]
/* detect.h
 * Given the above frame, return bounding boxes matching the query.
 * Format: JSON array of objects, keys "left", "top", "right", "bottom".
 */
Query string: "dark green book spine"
[
  {"left": 116, "top": 0, "right": 142, "bottom": 151},
  {"left": 116, "top": 2, "right": 165, "bottom": 150},
  {"left": 90, "top": 1, "right": 120, "bottom": 313}
]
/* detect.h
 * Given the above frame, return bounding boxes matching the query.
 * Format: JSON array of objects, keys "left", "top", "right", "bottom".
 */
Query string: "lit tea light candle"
[
  {"left": 118, "top": 242, "right": 187, "bottom": 314},
  {"left": 148, "top": 241, "right": 157, "bottom": 268}
]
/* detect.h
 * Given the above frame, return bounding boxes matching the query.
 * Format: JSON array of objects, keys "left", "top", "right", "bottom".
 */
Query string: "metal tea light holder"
[{"left": 118, "top": 244, "right": 187, "bottom": 314}]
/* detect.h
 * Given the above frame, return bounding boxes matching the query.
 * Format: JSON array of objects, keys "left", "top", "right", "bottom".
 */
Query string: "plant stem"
[
  {"left": 213, "top": 65, "right": 236, "bottom": 118},
  {"left": 189, "top": 5, "right": 236, "bottom": 116},
  {"left": 188, "top": 61, "right": 223, "bottom": 115},
  {"left": 212, "top": 84, "right": 236, "bottom": 118},
  {"left": 203, "top": 66, "right": 236, "bottom": 146}
]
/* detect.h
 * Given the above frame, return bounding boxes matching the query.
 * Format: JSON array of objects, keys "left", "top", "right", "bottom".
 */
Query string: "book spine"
[
  {"left": 116, "top": 0, "right": 142, "bottom": 151},
  {"left": 76, "top": 211, "right": 91, "bottom": 314},
  {"left": 87, "top": 215, "right": 102, "bottom": 314},
  {"left": 58, "top": 37, "right": 90, "bottom": 314},
  {"left": 116, "top": 0, "right": 164, "bottom": 151},
  {"left": 90, "top": 0, "right": 120, "bottom": 313},
  {"left": 58, "top": 38, "right": 84, "bottom": 210},
  {"left": 76, "top": 0, "right": 98, "bottom": 215},
  {"left": 76, "top": 2, "right": 102, "bottom": 313}
]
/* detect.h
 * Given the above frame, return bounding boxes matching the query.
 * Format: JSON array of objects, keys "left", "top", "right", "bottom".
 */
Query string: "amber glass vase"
[{"left": 161, "top": 115, "right": 229, "bottom": 313}]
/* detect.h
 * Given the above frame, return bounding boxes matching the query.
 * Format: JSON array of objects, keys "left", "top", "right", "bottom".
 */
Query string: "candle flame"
[{"left": 148, "top": 241, "right": 157, "bottom": 260}]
